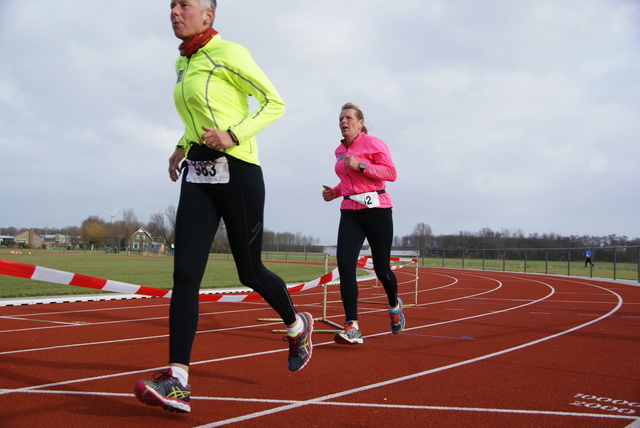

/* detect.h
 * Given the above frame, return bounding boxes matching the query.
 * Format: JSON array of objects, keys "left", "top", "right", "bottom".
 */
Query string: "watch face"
[{"left": 359, "top": 162, "right": 366, "bottom": 169}]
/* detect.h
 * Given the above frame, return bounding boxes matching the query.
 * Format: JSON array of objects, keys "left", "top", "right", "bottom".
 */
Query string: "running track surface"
[{"left": 1, "top": 268, "right": 639, "bottom": 427}]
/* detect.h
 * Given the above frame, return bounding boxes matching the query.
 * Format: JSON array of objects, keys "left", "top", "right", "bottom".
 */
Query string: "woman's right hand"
[
  {"left": 322, "top": 185, "right": 337, "bottom": 201},
  {"left": 169, "top": 148, "right": 185, "bottom": 182}
]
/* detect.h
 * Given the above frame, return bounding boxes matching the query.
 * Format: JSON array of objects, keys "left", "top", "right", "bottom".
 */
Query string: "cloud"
[{"left": 1, "top": 0, "right": 638, "bottom": 243}]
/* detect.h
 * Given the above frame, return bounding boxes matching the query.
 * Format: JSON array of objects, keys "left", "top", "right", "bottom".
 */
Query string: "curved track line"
[
  {"left": 0, "top": 304, "right": 270, "bottom": 334},
  {"left": 0, "top": 309, "right": 281, "bottom": 355},
  {"left": 194, "top": 277, "right": 623, "bottom": 427},
  {"left": 416, "top": 272, "right": 459, "bottom": 291},
  {"left": 365, "top": 273, "right": 552, "bottom": 338},
  {"left": 413, "top": 273, "right": 503, "bottom": 306}
]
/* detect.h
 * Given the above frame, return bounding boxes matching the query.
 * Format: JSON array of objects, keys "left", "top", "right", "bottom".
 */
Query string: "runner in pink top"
[
  {"left": 330, "top": 131, "right": 397, "bottom": 210},
  {"left": 322, "top": 103, "right": 405, "bottom": 345}
]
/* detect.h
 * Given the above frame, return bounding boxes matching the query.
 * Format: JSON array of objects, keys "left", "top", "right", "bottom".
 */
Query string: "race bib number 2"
[
  {"left": 349, "top": 191, "right": 381, "bottom": 208},
  {"left": 185, "top": 158, "right": 230, "bottom": 184}
]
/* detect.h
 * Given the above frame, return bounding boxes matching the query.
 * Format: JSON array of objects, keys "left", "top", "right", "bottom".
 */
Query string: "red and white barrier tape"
[
  {"left": 0, "top": 258, "right": 339, "bottom": 303},
  {"left": 356, "top": 256, "right": 418, "bottom": 270}
]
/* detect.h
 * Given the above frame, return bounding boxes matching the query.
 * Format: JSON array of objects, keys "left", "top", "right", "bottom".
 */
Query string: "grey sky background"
[{"left": 1, "top": 0, "right": 638, "bottom": 244}]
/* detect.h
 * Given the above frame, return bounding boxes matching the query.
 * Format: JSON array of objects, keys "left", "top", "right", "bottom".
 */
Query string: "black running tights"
[
  {"left": 169, "top": 154, "right": 297, "bottom": 366},
  {"left": 336, "top": 208, "right": 398, "bottom": 322}
]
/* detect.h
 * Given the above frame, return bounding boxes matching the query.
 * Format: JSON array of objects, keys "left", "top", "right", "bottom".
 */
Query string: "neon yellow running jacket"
[{"left": 173, "top": 34, "right": 285, "bottom": 165}]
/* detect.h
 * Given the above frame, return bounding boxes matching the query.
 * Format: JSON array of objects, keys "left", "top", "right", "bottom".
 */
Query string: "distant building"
[
  {"left": 14, "top": 229, "right": 43, "bottom": 248},
  {"left": 0, "top": 235, "right": 14, "bottom": 245},
  {"left": 122, "top": 227, "right": 155, "bottom": 253},
  {"left": 1, "top": 232, "right": 72, "bottom": 249},
  {"left": 42, "top": 234, "right": 58, "bottom": 249}
]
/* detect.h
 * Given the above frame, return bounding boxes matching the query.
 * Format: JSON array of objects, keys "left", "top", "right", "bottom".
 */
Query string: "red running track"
[{"left": 1, "top": 268, "right": 639, "bottom": 427}]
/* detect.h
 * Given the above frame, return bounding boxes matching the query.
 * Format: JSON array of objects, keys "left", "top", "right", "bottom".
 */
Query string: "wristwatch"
[
  {"left": 358, "top": 162, "right": 366, "bottom": 172},
  {"left": 228, "top": 129, "right": 239, "bottom": 145}
]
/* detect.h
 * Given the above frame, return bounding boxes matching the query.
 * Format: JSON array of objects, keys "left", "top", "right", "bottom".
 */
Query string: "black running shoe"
[
  {"left": 284, "top": 312, "right": 314, "bottom": 371},
  {"left": 134, "top": 369, "right": 191, "bottom": 413}
]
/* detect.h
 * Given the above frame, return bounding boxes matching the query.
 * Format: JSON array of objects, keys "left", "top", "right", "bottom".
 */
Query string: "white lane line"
[
  {"left": 3, "top": 389, "right": 637, "bottom": 422},
  {"left": 0, "top": 317, "right": 282, "bottom": 356},
  {"left": 0, "top": 301, "right": 170, "bottom": 319},
  {"left": 0, "top": 274, "right": 506, "bottom": 354},
  {"left": 0, "top": 306, "right": 268, "bottom": 334},
  {"left": 0, "top": 316, "right": 87, "bottom": 326}
]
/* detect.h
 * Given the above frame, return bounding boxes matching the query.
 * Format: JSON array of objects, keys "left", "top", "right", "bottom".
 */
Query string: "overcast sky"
[{"left": 1, "top": 0, "right": 638, "bottom": 244}]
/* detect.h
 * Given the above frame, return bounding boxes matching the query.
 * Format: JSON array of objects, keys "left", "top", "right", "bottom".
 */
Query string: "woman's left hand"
[{"left": 199, "top": 126, "right": 234, "bottom": 150}]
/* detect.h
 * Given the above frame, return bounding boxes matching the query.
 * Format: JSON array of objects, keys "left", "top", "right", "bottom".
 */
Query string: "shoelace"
[
  {"left": 284, "top": 335, "right": 300, "bottom": 356},
  {"left": 153, "top": 370, "right": 173, "bottom": 382},
  {"left": 343, "top": 322, "right": 353, "bottom": 331}
]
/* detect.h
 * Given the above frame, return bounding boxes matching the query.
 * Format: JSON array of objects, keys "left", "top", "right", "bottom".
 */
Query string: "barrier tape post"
[
  {"left": 312, "top": 248, "right": 420, "bottom": 334},
  {"left": 316, "top": 251, "right": 344, "bottom": 332},
  {"left": 260, "top": 251, "right": 343, "bottom": 333}
]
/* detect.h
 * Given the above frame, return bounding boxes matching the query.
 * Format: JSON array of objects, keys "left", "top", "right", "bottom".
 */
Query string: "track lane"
[{"left": 1, "top": 268, "right": 638, "bottom": 427}]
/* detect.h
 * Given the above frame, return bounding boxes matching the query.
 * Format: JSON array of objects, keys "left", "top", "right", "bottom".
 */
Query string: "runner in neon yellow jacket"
[
  {"left": 135, "top": 1, "right": 313, "bottom": 414},
  {"left": 173, "top": 34, "right": 285, "bottom": 166}
]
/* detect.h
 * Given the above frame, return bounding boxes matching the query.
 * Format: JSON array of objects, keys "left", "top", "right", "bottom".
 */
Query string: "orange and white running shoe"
[{"left": 334, "top": 321, "right": 364, "bottom": 344}]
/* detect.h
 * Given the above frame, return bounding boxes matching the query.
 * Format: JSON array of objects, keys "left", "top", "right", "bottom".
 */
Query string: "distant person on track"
[
  {"left": 584, "top": 249, "right": 596, "bottom": 269},
  {"left": 321, "top": 102, "right": 404, "bottom": 345},
  {"left": 134, "top": 0, "right": 313, "bottom": 413}
]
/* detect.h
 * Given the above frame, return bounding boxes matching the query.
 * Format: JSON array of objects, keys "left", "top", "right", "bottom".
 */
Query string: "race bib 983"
[{"left": 185, "top": 158, "right": 230, "bottom": 184}]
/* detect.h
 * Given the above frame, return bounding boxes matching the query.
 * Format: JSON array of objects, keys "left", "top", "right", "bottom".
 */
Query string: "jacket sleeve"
[
  {"left": 217, "top": 44, "right": 285, "bottom": 143},
  {"left": 176, "top": 135, "right": 188, "bottom": 150},
  {"left": 363, "top": 139, "right": 397, "bottom": 182}
]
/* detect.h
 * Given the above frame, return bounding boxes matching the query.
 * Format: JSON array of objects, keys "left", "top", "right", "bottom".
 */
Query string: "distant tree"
[
  {"left": 81, "top": 216, "right": 107, "bottom": 249},
  {"left": 263, "top": 230, "right": 275, "bottom": 248},
  {"left": 165, "top": 205, "right": 177, "bottom": 244},
  {"left": 476, "top": 227, "right": 497, "bottom": 248},
  {"left": 277, "top": 232, "right": 296, "bottom": 249},
  {"left": 298, "top": 233, "right": 320, "bottom": 247},
  {"left": 261, "top": 230, "right": 319, "bottom": 251},
  {"left": 410, "top": 222, "right": 433, "bottom": 250},
  {"left": 120, "top": 208, "right": 139, "bottom": 236},
  {"left": 211, "top": 219, "right": 230, "bottom": 253},
  {"left": 66, "top": 225, "right": 82, "bottom": 247},
  {"left": 146, "top": 212, "right": 170, "bottom": 245},
  {"left": 1, "top": 227, "right": 18, "bottom": 236}
]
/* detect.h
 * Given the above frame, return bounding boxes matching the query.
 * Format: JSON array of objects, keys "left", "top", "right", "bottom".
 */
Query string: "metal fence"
[
  {"left": 420, "top": 246, "right": 640, "bottom": 283},
  {"left": 217, "top": 245, "right": 639, "bottom": 283}
]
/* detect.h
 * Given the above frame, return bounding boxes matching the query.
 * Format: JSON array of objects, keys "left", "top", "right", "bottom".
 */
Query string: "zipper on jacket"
[
  {"left": 179, "top": 57, "right": 201, "bottom": 140},
  {"left": 344, "top": 146, "right": 358, "bottom": 197}
]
